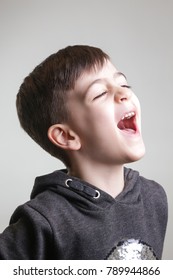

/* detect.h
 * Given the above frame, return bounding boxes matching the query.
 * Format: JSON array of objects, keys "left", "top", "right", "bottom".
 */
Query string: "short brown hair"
[{"left": 16, "top": 45, "right": 109, "bottom": 166}]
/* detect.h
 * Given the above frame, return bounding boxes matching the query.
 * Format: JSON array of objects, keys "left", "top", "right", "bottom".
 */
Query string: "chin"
[{"left": 126, "top": 144, "right": 146, "bottom": 164}]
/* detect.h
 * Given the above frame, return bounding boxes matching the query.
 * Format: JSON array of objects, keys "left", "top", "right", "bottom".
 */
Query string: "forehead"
[{"left": 73, "top": 60, "right": 126, "bottom": 92}]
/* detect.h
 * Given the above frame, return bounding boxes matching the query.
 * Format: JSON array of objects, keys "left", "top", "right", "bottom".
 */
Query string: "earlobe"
[{"left": 47, "top": 124, "right": 81, "bottom": 151}]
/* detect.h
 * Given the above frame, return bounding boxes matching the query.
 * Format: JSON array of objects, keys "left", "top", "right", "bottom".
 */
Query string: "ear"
[{"left": 47, "top": 124, "right": 81, "bottom": 151}]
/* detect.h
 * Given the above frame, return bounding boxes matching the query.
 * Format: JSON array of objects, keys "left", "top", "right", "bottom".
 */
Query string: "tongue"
[{"left": 117, "top": 117, "right": 136, "bottom": 133}]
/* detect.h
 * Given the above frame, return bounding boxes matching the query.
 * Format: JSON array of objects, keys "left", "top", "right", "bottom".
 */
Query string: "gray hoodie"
[{"left": 0, "top": 167, "right": 168, "bottom": 259}]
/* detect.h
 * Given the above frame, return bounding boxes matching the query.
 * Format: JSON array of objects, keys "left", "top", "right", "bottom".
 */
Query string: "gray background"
[{"left": 0, "top": 0, "right": 172, "bottom": 259}]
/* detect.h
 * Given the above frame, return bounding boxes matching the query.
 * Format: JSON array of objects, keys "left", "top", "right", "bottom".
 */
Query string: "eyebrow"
[
  {"left": 85, "top": 71, "right": 127, "bottom": 93},
  {"left": 114, "top": 71, "right": 127, "bottom": 80}
]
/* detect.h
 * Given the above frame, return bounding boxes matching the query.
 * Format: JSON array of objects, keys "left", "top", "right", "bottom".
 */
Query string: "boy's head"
[
  {"left": 16, "top": 45, "right": 145, "bottom": 169},
  {"left": 16, "top": 45, "right": 110, "bottom": 167}
]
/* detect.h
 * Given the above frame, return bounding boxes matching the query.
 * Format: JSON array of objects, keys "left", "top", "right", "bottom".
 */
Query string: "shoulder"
[
  {"left": 138, "top": 173, "right": 168, "bottom": 215},
  {"left": 11, "top": 187, "right": 70, "bottom": 227},
  {"left": 10, "top": 193, "right": 53, "bottom": 228},
  {"left": 125, "top": 167, "right": 167, "bottom": 199},
  {"left": 139, "top": 174, "right": 167, "bottom": 198},
  {"left": 125, "top": 167, "right": 167, "bottom": 209}
]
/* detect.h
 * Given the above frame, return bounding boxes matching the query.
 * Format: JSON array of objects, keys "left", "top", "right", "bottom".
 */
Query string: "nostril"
[{"left": 120, "top": 97, "right": 127, "bottom": 102}]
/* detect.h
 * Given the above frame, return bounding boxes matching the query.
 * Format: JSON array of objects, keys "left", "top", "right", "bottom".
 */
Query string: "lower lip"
[{"left": 119, "top": 128, "right": 140, "bottom": 137}]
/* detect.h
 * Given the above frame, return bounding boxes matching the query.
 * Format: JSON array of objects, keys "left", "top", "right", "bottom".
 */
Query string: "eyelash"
[
  {"left": 93, "top": 91, "right": 107, "bottom": 100},
  {"left": 93, "top": 85, "right": 132, "bottom": 100},
  {"left": 121, "top": 85, "right": 132, "bottom": 89}
]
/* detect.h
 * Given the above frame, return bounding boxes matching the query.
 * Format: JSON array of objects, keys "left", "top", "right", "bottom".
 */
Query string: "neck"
[{"left": 68, "top": 160, "right": 124, "bottom": 198}]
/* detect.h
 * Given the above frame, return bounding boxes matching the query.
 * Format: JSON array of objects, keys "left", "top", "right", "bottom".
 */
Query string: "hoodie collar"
[{"left": 31, "top": 167, "right": 140, "bottom": 204}]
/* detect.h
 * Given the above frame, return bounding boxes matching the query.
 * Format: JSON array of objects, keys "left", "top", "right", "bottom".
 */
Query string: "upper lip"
[
  {"left": 119, "top": 108, "right": 137, "bottom": 121},
  {"left": 121, "top": 111, "right": 135, "bottom": 120}
]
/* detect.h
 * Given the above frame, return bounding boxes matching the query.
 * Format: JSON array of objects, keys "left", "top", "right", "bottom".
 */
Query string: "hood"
[{"left": 30, "top": 167, "right": 140, "bottom": 206}]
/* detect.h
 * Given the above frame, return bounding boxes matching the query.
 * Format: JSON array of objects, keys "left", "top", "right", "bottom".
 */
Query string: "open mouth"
[{"left": 117, "top": 111, "right": 137, "bottom": 134}]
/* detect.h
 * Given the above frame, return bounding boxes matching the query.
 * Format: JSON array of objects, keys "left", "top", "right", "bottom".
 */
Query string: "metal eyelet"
[
  {"left": 65, "top": 179, "right": 72, "bottom": 187},
  {"left": 93, "top": 190, "right": 100, "bottom": 199}
]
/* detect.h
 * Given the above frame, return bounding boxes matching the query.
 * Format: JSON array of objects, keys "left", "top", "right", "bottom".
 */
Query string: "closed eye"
[
  {"left": 93, "top": 91, "right": 107, "bottom": 100},
  {"left": 121, "top": 85, "right": 131, "bottom": 89}
]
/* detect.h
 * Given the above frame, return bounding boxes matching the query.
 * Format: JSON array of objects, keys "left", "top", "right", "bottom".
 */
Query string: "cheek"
[
  {"left": 88, "top": 105, "right": 114, "bottom": 127},
  {"left": 67, "top": 98, "right": 115, "bottom": 140},
  {"left": 133, "top": 95, "right": 141, "bottom": 111}
]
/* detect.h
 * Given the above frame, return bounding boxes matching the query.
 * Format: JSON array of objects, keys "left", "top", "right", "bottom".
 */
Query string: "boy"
[{"left": 0, "top": 45, "right": 167, "bottom": 259}]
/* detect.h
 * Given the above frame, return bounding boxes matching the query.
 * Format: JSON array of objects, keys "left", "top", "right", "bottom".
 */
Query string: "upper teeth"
[{"left": 122, "top": 111, "right": 135, "bottom": 120}]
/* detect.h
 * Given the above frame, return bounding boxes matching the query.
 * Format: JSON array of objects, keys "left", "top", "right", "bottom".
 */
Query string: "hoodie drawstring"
[{"left": 65, "top": 179, "right": 100, "bottom": 199}]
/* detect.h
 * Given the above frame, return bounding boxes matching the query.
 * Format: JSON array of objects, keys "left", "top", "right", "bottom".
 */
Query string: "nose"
[{"left": 114, "top": 86, "right": 132, "bottom": 103}]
